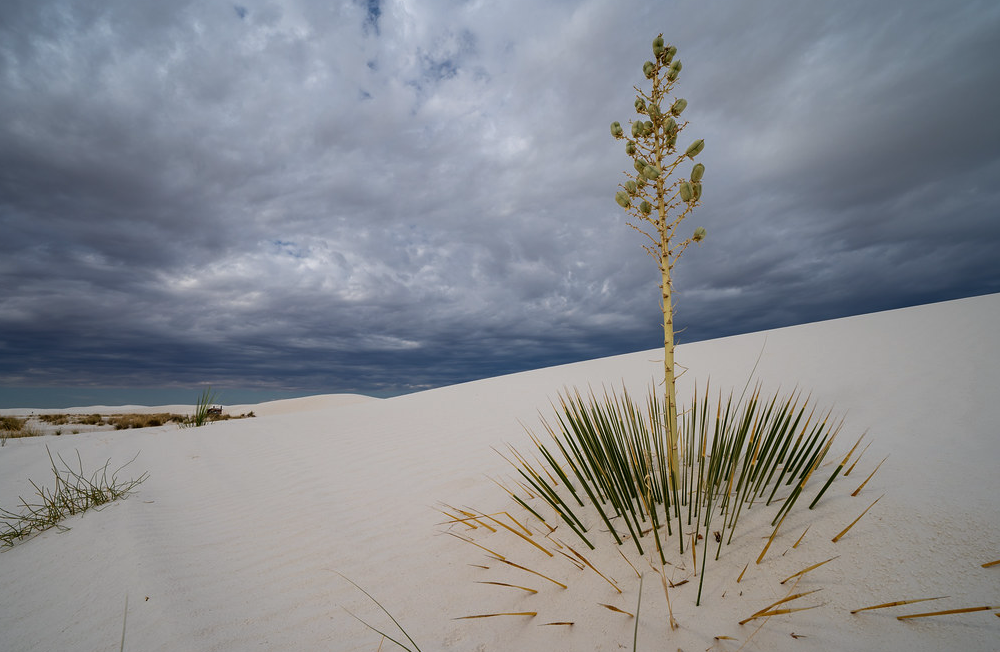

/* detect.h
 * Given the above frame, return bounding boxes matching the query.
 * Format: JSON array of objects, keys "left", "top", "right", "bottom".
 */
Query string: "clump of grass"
[{"left": 0, "top": 446, "right": 148, "bottom": 547}]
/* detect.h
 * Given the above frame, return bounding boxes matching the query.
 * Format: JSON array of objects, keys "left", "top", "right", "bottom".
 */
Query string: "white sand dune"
[{"left": 1, "top": 294, "right": 997, "bottom": 651}]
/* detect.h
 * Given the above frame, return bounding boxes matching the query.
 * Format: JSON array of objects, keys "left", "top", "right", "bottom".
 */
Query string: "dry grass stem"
[
  {"left": 737, "top": 562, "right": 749, "bottom": 583},
  {"left": 850, "top": 596, "right": 949, "bottom": 614},
  {"left": 740, "top": 589, "right": 822, "bottom": 625},
  {"left": 757, "top": 510, "right": 788, "bottom": 564},
  {"left": 896, "top": 606, "right": 999, "bottom": 620},
  {"left": 599, "top": 603, "right": 634, "bottom": 617},
  {"left": 567, "top": 544, "right": 621, "bottom": 593},
  {"left": 832, "top": 495, "right": 883, "bottom": 543},
  {"left": 620, "top": 549, "right": 641, "bottom": 578},
  {"left": 780, "top": 556, "right": 838, "bottom": 584},
  {"left": 793, "top": 525, "right": 810, "bottom": 549},
  {"left": 844, "top": 442, "right": 871, "bottom": 476},
  {"left": 482, "top": 513, "right": 553, "bottom": 557},
  {"left": 446, "top": 532, "right": 506, "bottom": 561},
  {"left": 490, "top": 557, "right": 568, "bottom": 589},
  {"left": 477, "top": 581, "right": 537, "bottom": 594},
  {"left": 852, "top": 456, "right": 888, "bottom": 496},
  {"left": 981, "top": 559, "right": 1000, "bottom": 568},
  {"left": 455, "top": 612, "right": 537, "bottom": 620}
]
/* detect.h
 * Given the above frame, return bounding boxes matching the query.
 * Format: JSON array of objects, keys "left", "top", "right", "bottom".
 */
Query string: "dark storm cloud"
[{"left": 1, "top": 0, "right": 998, "bottom": 398}]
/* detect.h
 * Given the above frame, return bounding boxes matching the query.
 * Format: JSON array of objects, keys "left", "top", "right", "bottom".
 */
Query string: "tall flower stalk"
[{"left": 610, "top": 34, "right": 706, "bottom": 483}]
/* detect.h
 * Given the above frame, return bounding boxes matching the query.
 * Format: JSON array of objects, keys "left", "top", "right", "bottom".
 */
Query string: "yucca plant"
[
  {"left": 611, "top": 34, "right": 706, "bottom": 483},
  {"left": 190, "top": 386, "right": 218, "bottom": 427},
  {"left": 501, "top": 382, "right": 846, "bottom": 605}
]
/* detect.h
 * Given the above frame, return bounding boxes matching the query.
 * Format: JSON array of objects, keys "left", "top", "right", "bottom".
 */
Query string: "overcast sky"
[{"left": 2, "top": 0, "right": 999, "bottom": 402}]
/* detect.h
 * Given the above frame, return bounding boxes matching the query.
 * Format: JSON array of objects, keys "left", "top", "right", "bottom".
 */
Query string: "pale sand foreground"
[{"left": 1, "top": 294, "right": 998, "bottom": 651}]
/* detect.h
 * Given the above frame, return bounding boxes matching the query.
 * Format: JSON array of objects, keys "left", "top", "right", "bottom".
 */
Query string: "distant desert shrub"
[
  {"left": 109, "top": 413, "right": 186, "bottom": 430},
  {"left": 0, "top": 415, "right": 26, "bottom": 431}
]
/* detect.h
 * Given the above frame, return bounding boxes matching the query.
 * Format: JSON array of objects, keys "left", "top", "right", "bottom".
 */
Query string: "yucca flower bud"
[
  {"left": 636, "top": 176, "right": 647, "bottom": 189},
  {"left": 634, "top": 159, "right": 648, "bottom": 174},
  {"left": 692, "top": 183, "right": 702, "bottom": 202},
  {"left": 615, "top": 191, "right": 631, "bottom": 208},
  {"left": 625, "top": 180, "right": 637, "bottom": 195},
  {"left": 664, "top": 117, "right": 677, "bottom": 134},
  {"left": 610, "top": 121, "right": 623, "bottom": 138},
  {"left": 643, "top": 61, "right": 655, "bottom": 79},
  {"left": 625, "top": 140, "right": 636, "bottom": 155},
  {"left": 631, "top": 121, "right": 642, "bottom": 137},
  {"left": 679, "top": 181, "right": 693, "bottom": 202},
  {"left": 644, "top": 120, "right": 653, "bottom": 133},
  {"left": 667, "top": 132, "right": 677, "bottom": 148},
  {"left": 670, "top": 98, "right": 687, "bottom": 116},
  {"left": 667, "top": 59, "right": 681, "bottom": 81},
  {"left": 648, "top": 103, "right": 661, "bottom": 119},
  {"left": 685, "top": 139, "right": 705, "bottom": 158},
  {"left": 653, "top": 36, "right": 664, "bottom": 56},
  {"left": 663, "top": 45, "right": 677, "bottom": 65},
  {"left": 692, "top": 226, "right": 706, "bottom": 242},
  {"left": 635, "top": 98, "right": 646, "bottom": 113},
  {"left": 640, "top": 200, "right": 653, "bottom": 214},
  {"left": 642, "top": 165, "right": 660, "bottom": 180},
  {"left": 691, "top": 163, "right": 705, "bottom": 182}
]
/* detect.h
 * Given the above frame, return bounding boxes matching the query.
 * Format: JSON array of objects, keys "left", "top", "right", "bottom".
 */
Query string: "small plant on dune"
[
  {"left": 0, "top": 446, "right": 148, "bottom": 546},
  {"left": 189, "top": 386, "right": 219, "bottom": 428},
  {"left": 611, "top": 33, "right": 706, "bottom": 481}
]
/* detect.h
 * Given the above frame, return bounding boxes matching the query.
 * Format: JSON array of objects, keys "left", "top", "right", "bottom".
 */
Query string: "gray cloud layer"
[{"left": 2, "top": 0, "right": 999, "bottom": 395}]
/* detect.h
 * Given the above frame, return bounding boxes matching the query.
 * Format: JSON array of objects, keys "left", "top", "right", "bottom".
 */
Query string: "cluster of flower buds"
[
  {"left": 667, "top": 59, "right": 682, "bottom": 81},
  {"left": 652, "top": 36, "right": 677, "bottom": 65},
  {"left": 678, "top": 162, "right": 705, "bottom": 205},
  {"left": 612, "top": 36, "right": 705, "bottom": 226},
  {"left": 679, "top": 181, "right": 702, "bottom": 204}
]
